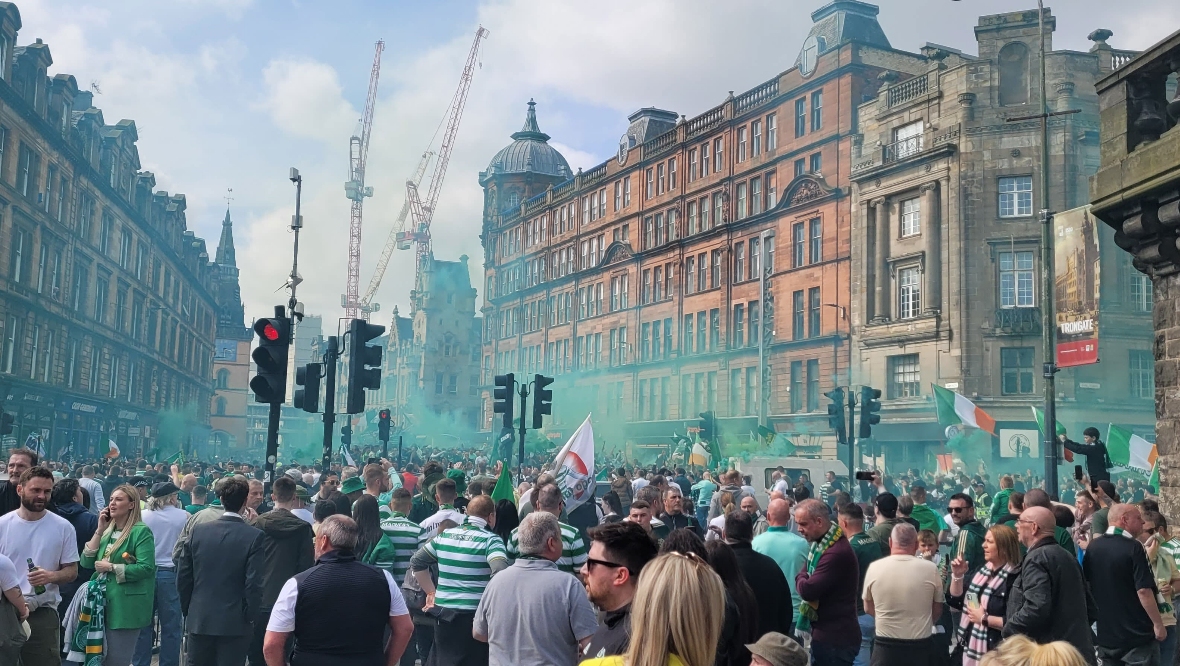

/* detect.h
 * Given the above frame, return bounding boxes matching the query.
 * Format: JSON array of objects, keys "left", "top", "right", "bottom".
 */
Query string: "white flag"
[{"left": 553, "top": 415, "right": 596, "bottom": 512}]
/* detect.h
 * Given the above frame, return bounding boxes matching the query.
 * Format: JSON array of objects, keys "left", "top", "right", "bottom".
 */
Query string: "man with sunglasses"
[
  {"left": 946, "top": 493, "right": 986, "bottom": 579},
  {"left": 579, "top": 521, "right": 658, "bottom": 660}
]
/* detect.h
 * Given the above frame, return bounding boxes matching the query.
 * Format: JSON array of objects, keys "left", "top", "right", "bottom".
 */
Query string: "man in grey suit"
[{"left": 178, "top": 475, "right": 266, "bottom": 666}]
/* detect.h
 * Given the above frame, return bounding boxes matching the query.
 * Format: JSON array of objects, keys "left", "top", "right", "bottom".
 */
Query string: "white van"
[{"left": 734, "top": 457, "right": 850, "bottom": 508}]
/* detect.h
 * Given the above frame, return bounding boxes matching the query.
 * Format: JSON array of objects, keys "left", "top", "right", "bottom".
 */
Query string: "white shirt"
[
  {"left": 706, "top": 515, "right": 726, "bottom": 542},
  {"left": 267, "top": 566, "right": 408, "bottom": 632},
  {"left": 0, "top": 553, "right": 20, "bottom": 591},
  {"left": 419, "top": 508, "right": 465, "bottom": 539},
  {"left": 78, "top": 477, "right": 106, "bottom": 513},
  {"left": 291, "top": 508, "right": 314, "bottom": 525},
  {"left": 0, "top": 510, "right": 81, "bottom": 607},
  {"left": 142, "top": 505, "right": 189, "bottom": 567},
  {"left": 632, "top": 478, "right": 649, "bottom": 493},
  {"left": 771, "top": 479, "right": 790, "bottom": 496}
]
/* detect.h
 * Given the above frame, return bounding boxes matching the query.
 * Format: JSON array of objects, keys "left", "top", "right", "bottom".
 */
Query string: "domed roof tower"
[{"left": 479, "top": 100, "right": 571, "bottom": 224}]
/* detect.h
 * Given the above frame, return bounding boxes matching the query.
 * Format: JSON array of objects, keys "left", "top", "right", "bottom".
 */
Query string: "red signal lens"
[{"left": 262, "top": 323, "right": 280, "bottom": 341}]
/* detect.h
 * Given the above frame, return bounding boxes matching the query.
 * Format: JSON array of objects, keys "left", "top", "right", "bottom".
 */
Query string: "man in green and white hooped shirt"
[
  {"left": 380, "top": 488, "right": 426, "bottom": 581},
  {"left": 506, "top": 484, "right": 589, "bottom": 575},
  {"left": 411, "top": 495, "right": 507, "bottom": 666}
]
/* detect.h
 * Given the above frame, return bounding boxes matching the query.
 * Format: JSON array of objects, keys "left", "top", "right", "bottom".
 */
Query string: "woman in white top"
[{"left": 706, "top": 491, "right": 736, "bottom": 542}]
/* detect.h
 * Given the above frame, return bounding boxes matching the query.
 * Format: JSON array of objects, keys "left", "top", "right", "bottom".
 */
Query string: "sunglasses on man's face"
[
  {"left": 585, "top": 557, "right": 631, "bottom": 574},
  {"left": 948, "top": 507, "right": 969, "bottom": 513}
]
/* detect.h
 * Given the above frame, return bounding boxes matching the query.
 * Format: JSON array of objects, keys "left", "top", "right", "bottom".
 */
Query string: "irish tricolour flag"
[
  {"left": 932, "top": 385, "right": 996, "bottom": 435},
  {"left": 1107, "top": 424, "right": 1159, "bottom": 476}
]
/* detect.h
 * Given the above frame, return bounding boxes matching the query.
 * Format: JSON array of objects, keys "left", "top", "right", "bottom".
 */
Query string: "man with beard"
[
  {"left": 947, "top": 493, "right": 987, "bottom": 577},
  {"left": 0, "top": 448, "right": 37, "bottom": 516},
  {"left": 0, "top": 466, "right": 80, "bottom": 666},
  {"left": 579, "top": 521, "right": 658, "bottom": 659}
]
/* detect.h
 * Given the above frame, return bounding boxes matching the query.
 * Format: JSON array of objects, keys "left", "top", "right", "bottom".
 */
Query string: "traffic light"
[
  {"left": 0, "top": 408, "right": 12, "bottom": 436},
  {"left": 293, "top": 363, "right": 321, "bottom": 413},
  {"left": 532, "top": 374, "right": 553, "bottom": 429},
  {"left": 859, "top": 386, "right": 882, "bottom": 439},
  {"left": 698, "top": 411, "right": 716, "bottom": 444},
  {"left": 341, "top": 425, "right": 352, "bottom": 448},
  {"left": 378, "top": 409, "right": 391, "bottom": 441},
  {"left": 346, "top": 318, "right": 385, "bottom": 414},
  {"left": 493, "top": 374, "right": 515, "bottom": 430},
  {"left": 250, "top": 308, "right": 290, "bottom": 404},
  {"left": 826, "top": 388, "right": 847, "bottom": 445}
]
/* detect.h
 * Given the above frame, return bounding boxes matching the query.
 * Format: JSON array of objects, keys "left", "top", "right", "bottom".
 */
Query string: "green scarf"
[
  {"left": 67, "top": 575, "right": 108, "bottom": 666},
  {"left": 797, "top": 523, "right": 842, "bottom": 635}
]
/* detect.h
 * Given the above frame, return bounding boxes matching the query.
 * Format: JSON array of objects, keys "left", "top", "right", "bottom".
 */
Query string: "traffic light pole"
[
  {"left": 320, "top": 336, "right": 339, "bottom": 473},
  {"left": 517, "top": 381, "right": 530, "bottom": 482},
  {"left": 262, "top": 304, "right": 287, "bottom": 498},
  {"left": 847, "top": 388, "right": 857, "bottom": 499}
]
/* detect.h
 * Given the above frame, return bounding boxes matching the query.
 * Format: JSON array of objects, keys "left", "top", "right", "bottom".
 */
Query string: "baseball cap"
[
  {"left": 128, "top": 476, "right": 150, "bottom": 489},
  {"left": 746, "top": 632, "right": 808, "bottom": 666},
  {"left": 151, "top": 481, "right": 180, "bottom": 498}
]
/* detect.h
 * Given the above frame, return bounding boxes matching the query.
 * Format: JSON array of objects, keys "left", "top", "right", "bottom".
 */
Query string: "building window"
[
  {"left": 697, "top": 310, "right": 707, "bottom": 351},
  {"left": 808, "top": 287, "right": 820, "bottom": 337},
  {"left": 99, "top": 213, "right": 112, "bottom": 254},
  {"left": 809, "top": 218, "right": 822, "bottom": 264},
  {"left": 713, "top": 193, "right": 723, "bottom": 226},
  {"left": 685, "top": 256, "right": 696, "bottom": 295},
  {"left": 794, "top": 158, "right": 805, "bottom": 178},
  {"left": 1001, "top": 347, "right": 1035, "bottom": 395},
  {"left": 900, "top": 197, "right": 920, "bottom": 237},
  {"left": 749, "top": 237, "right": 761, "bottom": 282},
  {"left": 737, "top": 126, "right": 747, "bottom": 162},
  {"left": 729, "top": 369, "right": 742, "bottom": 417},
  {"left": 710, "top": 309, "right": 720, "bottom": 350},
  {"left": 806, "top": 359, "right": 820, "bottom": 411},
  {"left": 999, "top": 176, "right": 1033, "bottom": 218},
  {"left": 998, "top": 41, "right": 1031, "bottom": 106},
  {"left": 1131, "top": 271, "right": 1153, "bottom": 312},
  {"left": 711, "top": 250, "right": 722, "bottom": 289},
  {"left": 94, "top": 276, "right": 108, "bottom": 323},
  {"left": 999, "top": 251, "right": 1035, "bottom": 307},
  {"left": 893, "top": 120, "right": 924, "bottom": 160},
  {"left": 888, "top": 354, "right": 921, "bottom": 398},
  {"left": 701, "top": 143, "right": 710, "bottom": 178},
  {"left": 713, "top": 137, "right": 723, "bottom": 173},
  {"left": 767, "top": 236, "right": 776, "bottom": 272},
  {"left": 733, "top": 304, "right": 745, "bottom": 348},
  {"left": 669, "top": 158, "right": 677, "bottom": 189},
  {"left": 8, "top": 227, "right": 28, "bottom": 284},
  {"left": 792, "top": 290, "right": 805, "bottom": 339},
  {"left": 792, "top": 223, "right": 805, "bottom": 268},
  {"left": 689, "top": 149, "right": 698, "bottom": 182},
  {"left": 767, "top": 113, "right": 777, "bottom": 150},
  {"left": 767, "top": 171, "right": 777, "bottom": 208},
  {"left": 790, "top": 361, "right": 802, "bottom": 412},
  {"left": 733, "top": 242, "right": 745, "bottom": 282},
  {"left": 751, "top": 120, "right": 762, "bottom": 156},
  {"left": 809, "top": 152, "right": 822, "bottom": 175},
  {"left": 736, "top": 182, "right": 747, "bottom": 219},
  {"left": 216, "top": 368, "right": 230, "bottom": 389},
  {"left": 16, "top": 144, "right": 35, "bottom": 197},
  {"left": 810, "top": 90, "right": 823, "bottom": 131},
  {"left": 699, "top": 196, "right": 710, "bottom": 231},
  {"left": 687, "top": 201, "right": 698, "bottom": 236},
  {"left": 748, "top": 300, "right": 760, "bottom": 347},
  {"left": 751, "top": 177, "right": 762, "bottom": 215},
  {"left": 215, "top": 397, "right": 227, "bottom": 416},
  {"left": 657, "top": 164, "right": 666, "bottom": 195},
  {"left": 1130, "top": 350, "right": 1154, "bottom": 399},
  {"left": 795, "top": 98, "right": 806, "bottom": 137},
  {"left": 684, "top": 313, "right": 694, "bottom": 355},
  {"left": 624, "top": 177, "right": 631, "bottom": 207},
  {"left": 898, "top": 266, "right": 921, "bottom": 319},
  {"left": 645, "top": 168, "right": 654, "bottom": 199}
]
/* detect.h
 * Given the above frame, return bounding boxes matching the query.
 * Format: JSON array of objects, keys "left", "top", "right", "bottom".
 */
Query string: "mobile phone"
[
  {"left": 1073, "top": 465, "right": 1084, "bottom": 482},
  {"left": 966, "top": 592, "right": 980, "bottom": 611},
  {"left": 855, "top": 471, "right": 875, "bottom": 481}
]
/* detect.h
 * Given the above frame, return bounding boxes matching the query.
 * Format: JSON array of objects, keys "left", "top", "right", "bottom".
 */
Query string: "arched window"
[
  {"left": 215, "top": 397, "right": 227, "bottom": 416},
  {"left": 216, "top": 368, "right": 230, "bottom": 389},
  {"left": 998, "top": 42, "right": 1030, "bottom": 106}
]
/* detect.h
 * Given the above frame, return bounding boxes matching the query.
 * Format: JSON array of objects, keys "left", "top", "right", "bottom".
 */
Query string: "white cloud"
[{"left": 258, "top": 58, "right": 359, "bottom": 144}]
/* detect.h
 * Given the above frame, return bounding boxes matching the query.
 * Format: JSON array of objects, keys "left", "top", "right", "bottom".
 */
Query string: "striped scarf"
[
  {"left": 66, "top": 575, "right": 107, "bottom": 666},
  {"left": 796, "top": 523, "right": 842, "bottom": 636},
  {"left": 955, "top": 563, "right": 1014, "bottom": 666}
]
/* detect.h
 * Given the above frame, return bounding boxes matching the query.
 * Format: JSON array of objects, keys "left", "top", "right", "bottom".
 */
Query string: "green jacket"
[
  {"left": 79, "top": 522, "right": 157, "bottom": 630},
  {"left": 951, "top": 520, "right": 988, "bottom": 581},
  {"left": 909, "top": 503, "right": 947, "bottom": 534},
  {"left": 362, "top": 533, "right": 398, "bottom": 572},
  {"left": 990, "top": 489, "right": 1013, "bottom": 524}
]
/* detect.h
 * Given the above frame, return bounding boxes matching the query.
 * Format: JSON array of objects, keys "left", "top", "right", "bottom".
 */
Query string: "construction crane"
[
  {"left": 396, "top": 25, "right": 489, "bottom": 290},
  {"left": 358, "top": 150, "right": 433, "bottom": 316},
  {"left": 342, "top": 40, "right": 384, "bottom": 320}
]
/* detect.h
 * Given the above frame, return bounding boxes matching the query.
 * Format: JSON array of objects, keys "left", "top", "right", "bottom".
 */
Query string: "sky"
[{"left": 15, "top": 0, "right": 1178, "bottom": 337}]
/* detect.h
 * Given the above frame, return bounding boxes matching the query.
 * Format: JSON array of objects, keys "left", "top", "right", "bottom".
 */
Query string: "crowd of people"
[{"left": 0, "top": 443, "right": 1173, "bottom": 666}]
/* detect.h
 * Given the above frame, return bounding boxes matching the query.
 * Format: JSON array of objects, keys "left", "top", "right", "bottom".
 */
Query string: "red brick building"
[{"left": 478, "top": 1, "right": 928, "bottom": 451}]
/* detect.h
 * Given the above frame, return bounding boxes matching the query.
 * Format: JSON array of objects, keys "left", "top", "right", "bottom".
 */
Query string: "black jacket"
[
  {"left": 0, "top": 481, "right": 18, "bottom": 517},
  {"left": 582, "top": 603, "right": 632, "bottom": 660},
  {"left": 1003, "top": 537, "right": 1097, "bottom": 665},
  {"left": 1061, "top": 437, "right": 1112, "bottom": 483},
  {"left": 177, "top": 513, "right": 266, "bottom": 636},
  {"left": 251, "top": 507, "right": 315, "bottom": 609},
  {"left": 731, "top": 541, "right": 794, "bottom": 637},
  {"left": 658, "top": 511, "right": 703, "bottom": 536}
]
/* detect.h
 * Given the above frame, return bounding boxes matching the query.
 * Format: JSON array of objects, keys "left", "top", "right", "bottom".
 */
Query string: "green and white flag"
[{"left": 1031, "top": 406, "right": 1067, "bottom": 437}]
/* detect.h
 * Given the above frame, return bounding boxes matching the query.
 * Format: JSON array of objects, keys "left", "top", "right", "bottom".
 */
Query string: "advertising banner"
[{"left": 1054, "top": 205, "right": 1100, "bottom": 367}]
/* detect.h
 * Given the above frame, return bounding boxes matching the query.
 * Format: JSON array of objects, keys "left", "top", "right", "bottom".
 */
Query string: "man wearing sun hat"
[{"left": 340, "top": 476, "right": 366, "bottom": 512}]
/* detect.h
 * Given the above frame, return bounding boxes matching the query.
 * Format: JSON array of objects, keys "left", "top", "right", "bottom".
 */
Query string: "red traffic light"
[
  {"left": 379, "top": 409, "right": 390, "bottom": 420},
  {"left": 261, "top": 323, "right": 280, "bottom": 341}
]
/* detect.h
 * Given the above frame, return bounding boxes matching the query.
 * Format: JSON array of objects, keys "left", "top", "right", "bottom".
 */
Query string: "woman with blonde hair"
[
  {"left": 582, "top": 552, "right": 726, "bottom": 666},
  {"left": 949, "top": 524, "right": 1022, "bottom": 666},
  {"left": 73, "top": 484, "right": 157, "bottom": 665},
  {"left": 979, "top": 635, "right": 1089, "bottom": 666}
]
